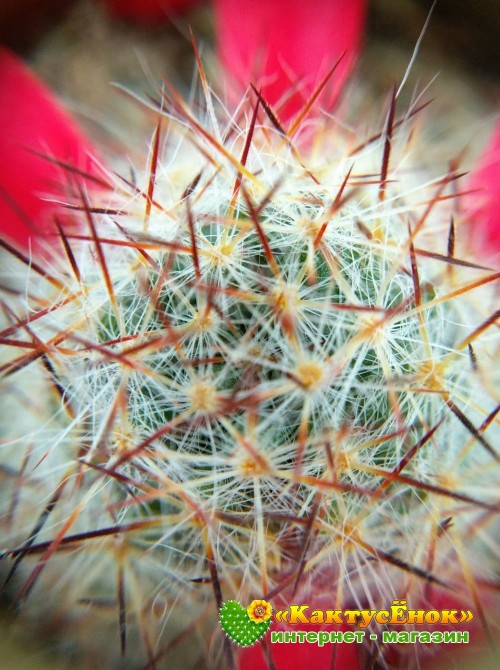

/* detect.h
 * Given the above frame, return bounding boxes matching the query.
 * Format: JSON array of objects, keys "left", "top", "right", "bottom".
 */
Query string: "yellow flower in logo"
[{"left": 247, "top": 599, "right": 272, "bottom": 623}]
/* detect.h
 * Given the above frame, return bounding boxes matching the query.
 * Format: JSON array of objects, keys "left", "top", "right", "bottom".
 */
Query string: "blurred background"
[
  {"left": 1, "top": 0, "right": 498, "bottom": 160},
  {"left": 1, "top": 1, "right": 500, "bottom": 82},
  {"left": 2, "top": 0, "right": 500, "bottom": 78}
]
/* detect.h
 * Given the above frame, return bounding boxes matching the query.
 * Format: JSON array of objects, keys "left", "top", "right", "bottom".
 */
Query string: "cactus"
[{"left": 1, "top": 58, "right": 499, "bottom": 670}]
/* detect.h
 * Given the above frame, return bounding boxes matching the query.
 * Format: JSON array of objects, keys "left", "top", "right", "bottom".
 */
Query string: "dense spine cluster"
[{"left": 1, "top": 69, "right": 499, "bottom": 668}]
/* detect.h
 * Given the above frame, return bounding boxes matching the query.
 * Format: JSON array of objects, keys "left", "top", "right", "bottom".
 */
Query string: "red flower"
[
  {"left": 238, "top": 595, "right": 361, "bottom": 670},
  {"left": 214, "top": 0, "right": 367, "bottom": 121},
  {"left": 238, "top": 627, "right": 361, "bottom": 670},
  {"left": 0, "top": 48, "right": 98, "bottom": 250},
  {"left": 0, "top": 1, "right": 366, "bottom": 251},
  {"left": 467, "top": 119, "right": 500, "bottom": 263}
]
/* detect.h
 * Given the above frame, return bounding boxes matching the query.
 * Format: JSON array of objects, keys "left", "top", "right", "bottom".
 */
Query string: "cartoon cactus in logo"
[{"left": 0, "top": 17, "right": 499, "bottom": 670}]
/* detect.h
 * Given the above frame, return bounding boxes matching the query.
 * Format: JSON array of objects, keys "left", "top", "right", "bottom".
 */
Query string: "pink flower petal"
[
  {"left": 238, "top": 625, "right": 360, "bottom": 670},
  {"left": 214, "top": 0, "right": 367, "bottom": 121},
  {"left": 105, "top": 0, "right": 202, "bottom": 23},
  {"left": 238, "top": 596, "right": 361, "bottom": 670},
  {"left": 0, "top": 48, "right": 98, "bottom": 250},
  {"left": 467, "top": 119, "right": 500, "bottom": 262}
]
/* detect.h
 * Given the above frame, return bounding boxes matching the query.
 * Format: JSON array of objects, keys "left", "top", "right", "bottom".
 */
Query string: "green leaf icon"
[{"left": 219, "top": 600, "right": 272, "bottom": 647}]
